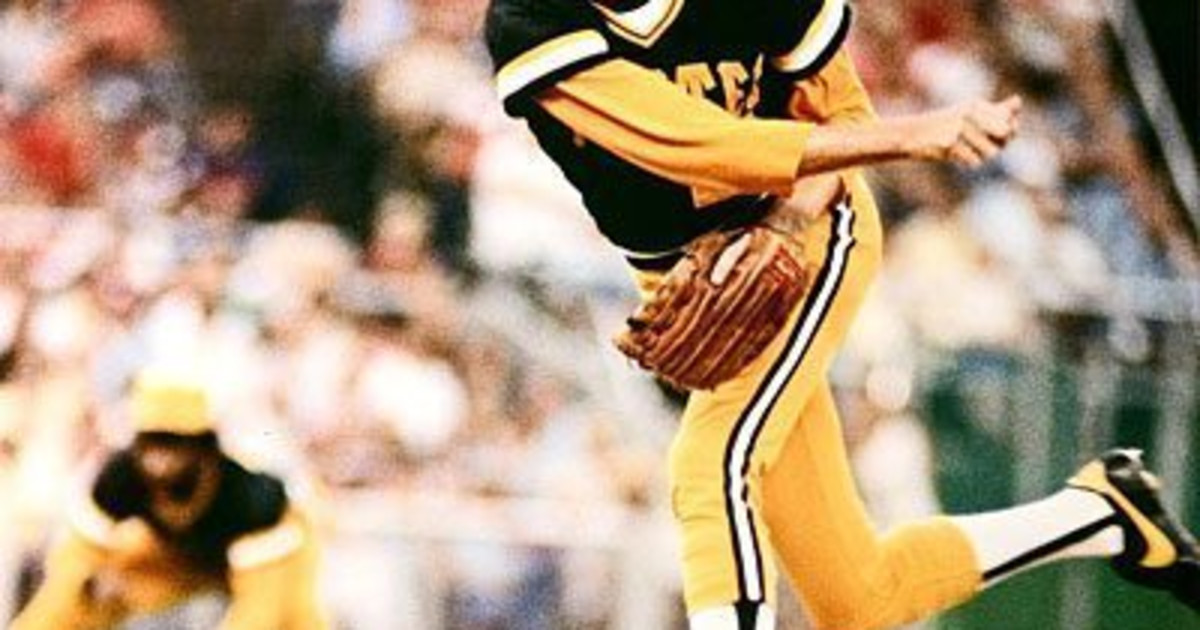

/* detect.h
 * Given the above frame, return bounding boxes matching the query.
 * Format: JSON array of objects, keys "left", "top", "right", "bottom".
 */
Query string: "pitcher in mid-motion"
[{"left": 481, "top": 0, "right": 1200, "bottom": 627}]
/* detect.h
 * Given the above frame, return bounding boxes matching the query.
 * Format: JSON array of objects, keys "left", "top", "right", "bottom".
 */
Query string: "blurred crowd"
[{"left": 0, "top": 0, "right": 1192, "bottom": 628}]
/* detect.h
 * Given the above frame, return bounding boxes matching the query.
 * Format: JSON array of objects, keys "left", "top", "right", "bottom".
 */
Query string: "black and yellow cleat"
[{"left": 1069, "top": 449, "right": 1200, "bottom": 613}]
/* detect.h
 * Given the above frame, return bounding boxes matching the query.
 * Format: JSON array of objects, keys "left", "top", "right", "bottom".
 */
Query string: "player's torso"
[{"left": 527, "top": 0, "right": 788, "bottom": 254}]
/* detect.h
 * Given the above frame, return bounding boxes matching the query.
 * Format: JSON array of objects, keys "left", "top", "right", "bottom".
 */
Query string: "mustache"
[{"left": 145, "top": 463, "right": 203, "bottom": 502}]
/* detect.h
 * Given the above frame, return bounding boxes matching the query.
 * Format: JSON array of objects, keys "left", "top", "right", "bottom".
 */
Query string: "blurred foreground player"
[
  {"left": 11, "top": 371, "right": 327, "bottom": 630},
  {"left": 483, "top": 0, "right": 1200, "bottom": 627}
]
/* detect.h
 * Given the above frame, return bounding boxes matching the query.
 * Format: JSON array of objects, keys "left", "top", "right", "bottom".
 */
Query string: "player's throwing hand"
[{"left": 907, "top": 95, "right": 1023, "bottom": 168}]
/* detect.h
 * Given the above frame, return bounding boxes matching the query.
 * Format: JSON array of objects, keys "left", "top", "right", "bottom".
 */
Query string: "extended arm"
[
  {"left": 537, "top": 58, "right": 1020, "bottom": 195},
  {"left": 10, "top": 532, "right": 117, "bottom": 630},
  {"left": 538, "top": 58, "right": 812, "bottom": 197}
]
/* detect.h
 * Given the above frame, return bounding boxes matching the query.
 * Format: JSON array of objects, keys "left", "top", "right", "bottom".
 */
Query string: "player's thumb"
[{"left": 999, "top": 94, "right": 1023, "bottom": 117}]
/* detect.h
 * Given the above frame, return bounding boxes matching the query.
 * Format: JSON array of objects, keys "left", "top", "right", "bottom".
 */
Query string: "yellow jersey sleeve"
[
  {"left": 537, "top": 58, "right": 813, "bottom": 198},
  {"left": 783, "top": 49, "right": 877, "bottom": 124}
]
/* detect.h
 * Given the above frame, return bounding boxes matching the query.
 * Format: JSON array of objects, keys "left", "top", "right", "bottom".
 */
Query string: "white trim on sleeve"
[
  {"left": 496, "top": 30, "right": 610, "bottom": 101},
  {"left": 227, "top": 521, "right": 305, "bottom": 570},
  {"left": 69, "top": 499, "right": 118, "bottom": 548}
]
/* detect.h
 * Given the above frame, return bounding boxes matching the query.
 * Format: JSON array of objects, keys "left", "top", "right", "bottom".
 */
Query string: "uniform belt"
[
  {"left": 625, "top": 250, "right": 685, "bottom": 272},
  {"left": 623, "top": 194, "right": 775, "bottom": 272}
]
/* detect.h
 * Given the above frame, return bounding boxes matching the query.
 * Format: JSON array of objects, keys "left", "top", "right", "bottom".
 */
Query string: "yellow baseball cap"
[{"left": 130, "top": 369, "right": 213, "bottom": 435}]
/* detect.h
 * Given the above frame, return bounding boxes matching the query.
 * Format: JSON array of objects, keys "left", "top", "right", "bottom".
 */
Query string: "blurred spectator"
[
  {"left": 0, "top": 1, "right": 59, "bottom": 109},
  {"left": 101, "top": 114, "right": 190, "bottom": 220},
  {"left": 351, "top": 309, "right": 469, "bottom": 465},
  {"left": 329, "top": 0, "right": 411, "bottom": 75},
  {"left": 182, "top": 106, "right": 264, "bottom": 222},
  {"left": 6, "top": 92, "right": 103, "bottom": 204},
  {"left": 884, "top": 167, "right": 1036, "bottom": 353},
  {"left": 370, "top": 0, "right": 492, "bottom": 274},
  {"left": 366, "top": 191, "right": 461, "bottom": 327}
]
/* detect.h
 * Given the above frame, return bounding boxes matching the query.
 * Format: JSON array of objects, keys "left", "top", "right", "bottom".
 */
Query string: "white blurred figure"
[
  {"left": 268, "top": 303, "right": 360, "bottom": 446},
  {"left": 229, "top": 219, "right": 358, "bottom": 333},
  {"left": 321, "top": 534, "right": 430, "bottom": 630},
  {"left": 329, "top": 0, "right": 411, "bottom": 75},
  {"left": 967, "top": 131, "right": 1111, "bottom": 311},
  {"left": 17, "top": 217, "right": 116, "bottom": 532},
  {"left": 102, "top": 120, "right": 191, "bottom": 221},
  {"left": 0, "top": 1, "right": 60, "bottom": 108},
  {"left": 850, "top": 366, "right": 941, "bottom": 529},
  {"left": 470, "top": 122, "right": 626, "bottom": 282},
  {"left": 352, "top": 330, "right": 470, "bottom": 461},
  {"left": 906, "top": 42, "right": 996, "bottom": 107},
  {"left": 885, "top": 172, "right": 1035, "bottom": 353}
]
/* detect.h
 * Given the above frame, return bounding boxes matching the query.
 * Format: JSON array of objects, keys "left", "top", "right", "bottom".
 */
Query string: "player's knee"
[
  {"left": 802, "top": 578, "right": 934, "bottom": 630},
  {"left": 808, "top": 618, "right": 867, "bottom": 630},
  {"left": 789, "top": 561, "right": 908, "bottom": 630},
  {"left": 806, "top": 606, "right": 896, "bottom": 630}
]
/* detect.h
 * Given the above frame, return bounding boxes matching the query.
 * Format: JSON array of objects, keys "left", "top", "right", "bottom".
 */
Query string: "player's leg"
[
  {"left": 763, "top": 382, "right": 980, "bottom": 630},
  {"left": 668, "top": 395, "right": 783, "bottom": 630},
  {"left": 669, "top": 172, "right": 883, "bottom": 629},
  {"left": 765, "top": 387, "right": 1200, "bottom": 629},
  {"left": 961, "top": 449, "right": 1199, "bottom": 609},
  {"left": 761, "top": 385, "right": 1198, "bottom": 627},
  {"left": 9, "top": 533, "right": 126, "bottom": 630}
]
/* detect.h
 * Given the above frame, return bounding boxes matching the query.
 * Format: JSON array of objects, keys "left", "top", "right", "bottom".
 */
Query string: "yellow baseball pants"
[{"left": 655, "top": 173, "right": 982, "bottom": 630}]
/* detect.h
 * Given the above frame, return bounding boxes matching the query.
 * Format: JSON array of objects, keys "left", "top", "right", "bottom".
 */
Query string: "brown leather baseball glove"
[{"left": 614, "top": 225, "right": 809, "bottom": 391}]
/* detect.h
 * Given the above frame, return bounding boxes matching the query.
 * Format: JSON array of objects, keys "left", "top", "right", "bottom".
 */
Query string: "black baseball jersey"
[
  {"left": 91, "top": 450, "right": 289, "bottom": 575},
  {"left": 485, "top": 0, "right": 851, "bottom": 254}
]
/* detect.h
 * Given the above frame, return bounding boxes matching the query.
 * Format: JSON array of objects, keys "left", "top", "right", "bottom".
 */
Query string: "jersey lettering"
[
  {"left": 674, "top": 62, "right": 716, "bottom": 99},
  {"left": 670, "top": 59, "right": 762, "bottom": 116}
]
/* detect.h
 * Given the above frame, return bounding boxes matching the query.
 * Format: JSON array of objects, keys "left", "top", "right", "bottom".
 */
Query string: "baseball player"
[
  {"left": 11, "top": 370, "right": 327, "bottom": 630},
  {"left": 483, "top": 0, "right": 1199, "bottom": 628}
]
